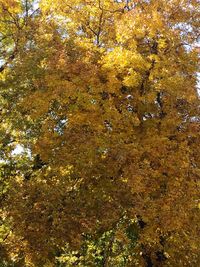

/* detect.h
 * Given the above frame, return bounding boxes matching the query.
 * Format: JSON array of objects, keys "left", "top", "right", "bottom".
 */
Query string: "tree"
[{"left": 0, "top": 0, "right": 199, "bottom": 266}]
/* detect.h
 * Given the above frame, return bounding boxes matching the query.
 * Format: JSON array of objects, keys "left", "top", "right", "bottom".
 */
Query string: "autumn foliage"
[{"left": 0, "top": 0, "right": 200, "bottom": 266}]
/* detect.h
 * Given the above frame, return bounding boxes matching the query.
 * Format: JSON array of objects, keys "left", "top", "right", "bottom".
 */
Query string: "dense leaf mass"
[{"left": 0, "top": 0, "right": 199, "bottom": 266}]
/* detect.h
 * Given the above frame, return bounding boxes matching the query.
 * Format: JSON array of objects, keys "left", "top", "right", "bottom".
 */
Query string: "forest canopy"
[{"left": 0, "top": 0, "right": 199, "bottom": 266}]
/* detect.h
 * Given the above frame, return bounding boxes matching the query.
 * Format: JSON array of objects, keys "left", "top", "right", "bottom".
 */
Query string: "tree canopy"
[{"left": 0, "top": 0, "right": 199, "bottom": 266}]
